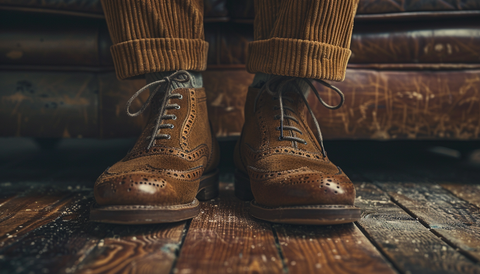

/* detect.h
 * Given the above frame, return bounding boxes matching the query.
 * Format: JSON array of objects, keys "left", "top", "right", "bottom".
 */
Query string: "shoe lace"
[
  {"left": 126, "top": 70, "right": 191, "bottom": 150},
  {"left": 253, "top": 76, "right": 345, "bottom": 157}
]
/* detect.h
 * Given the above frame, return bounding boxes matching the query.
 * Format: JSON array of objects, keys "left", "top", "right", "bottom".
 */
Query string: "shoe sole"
[
  {"left": 234, "top": 169, "right": 361, "bottom": 225},
  {"left": 89, "top": 168, "right": 219, "bottom": 224}
]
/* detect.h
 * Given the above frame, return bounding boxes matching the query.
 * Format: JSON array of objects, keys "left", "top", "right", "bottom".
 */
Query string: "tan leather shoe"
[
  {"left": 91, "top": 71, "right": 220, "bottom": 224},
  {"left": 234, "top": 76, "right": 360, "bottom": 225}
]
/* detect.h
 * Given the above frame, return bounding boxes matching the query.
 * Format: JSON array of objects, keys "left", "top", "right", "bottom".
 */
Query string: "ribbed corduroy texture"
[
  {"left": 102, "top": 0, "right": 358, "bottom": 81},
  {"left": 248, "top": 0, "right": 359, "bottom": 81},
  {"left": 101, "top": 0, "right": 207, "bottom": 80}
]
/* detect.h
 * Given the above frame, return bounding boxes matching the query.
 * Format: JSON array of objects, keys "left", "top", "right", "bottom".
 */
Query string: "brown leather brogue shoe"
[
  {"left": 91, "top": 71, "right": 220, "bottom": 224},
  {"left": 234, "top": 77, "right": 360, "bottom": 225}
]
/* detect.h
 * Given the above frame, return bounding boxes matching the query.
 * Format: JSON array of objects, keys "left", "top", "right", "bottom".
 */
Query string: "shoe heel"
[
  {"left": 234, "top": 170, "right": 254, "bottom": 201},
  {"left": 197, "top": 169, "right": 220, "bottom": 201}
]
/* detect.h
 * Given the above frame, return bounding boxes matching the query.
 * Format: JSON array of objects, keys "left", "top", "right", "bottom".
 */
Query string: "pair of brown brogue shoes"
[{"left": 90, "top": 71, "right": 360, "bottom": 225}]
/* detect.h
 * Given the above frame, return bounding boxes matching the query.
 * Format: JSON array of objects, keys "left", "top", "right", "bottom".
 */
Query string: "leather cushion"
[
  {"left": 229, "top": 0, "right": 480, "bottom": 19},
  {"left": 357, "top": 0, "right": 480, "bottom": 14},
  {"left": 0, "top": 0, "right": 229, "bottom": 18}
]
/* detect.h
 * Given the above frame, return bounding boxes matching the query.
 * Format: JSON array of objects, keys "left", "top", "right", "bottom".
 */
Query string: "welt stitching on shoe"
[
  {"left": 98, "top": 199, "right": 198, "bottom": 210},
  {"left": 252, "top": 202, "right": 351, "bottom": 210},
  {"left": 181, "top": 90, "right": 197, "bottom": 150}
]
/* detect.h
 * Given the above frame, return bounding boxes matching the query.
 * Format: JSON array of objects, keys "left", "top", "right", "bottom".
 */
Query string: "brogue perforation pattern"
[
  {"left": 247, "top": 167, "right": 309, "bottom": 181},
  {"left": 108, "top": 177, "right": 167, "bottom": 195},
  {"left": 244, "top": 146, "right": 325, "bottom": 162},
  {"left": 247, "top": 167, "right": 348, "bottom": 195},
  {"left": 124, "top": 144, "right": 209, "bottom": 162},
  {"left": 256, "top": 96, "right": 269, "bottom": 149},
  {"left": 181, "top": 90, "right": 198, "bottom": 150},
  {"left": 101, "top": 167, "right": 204, "bottom": 181}
]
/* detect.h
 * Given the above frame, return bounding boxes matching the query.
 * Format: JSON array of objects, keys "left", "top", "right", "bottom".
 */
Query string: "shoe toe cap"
[
  {"left": 94, "top": 172, "right": 197, "bottom": 206},
  {"left": 249, "top": 167, "right": 356, "bottom": 207}
]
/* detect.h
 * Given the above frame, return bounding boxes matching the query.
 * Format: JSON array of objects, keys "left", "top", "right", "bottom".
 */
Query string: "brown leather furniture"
[{"left": 1, "top": 0, "right": 480, "bottom": 140}]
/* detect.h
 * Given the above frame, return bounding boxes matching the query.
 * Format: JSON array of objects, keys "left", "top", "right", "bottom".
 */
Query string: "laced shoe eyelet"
[
  {"left": 172, "top": 115, "right": 177, "bottom": 120},
  {"left": 178, "top": 95, "right": 183, "bottom": 100},
  {"left": 175, "top": 106, "right": 181, "bottom": 109},
  {"left": 167, "top": 135, "right": 171, "bottom": 139},
  {"left": 170, "top": 125, "right": 174, "bottom": 129}
]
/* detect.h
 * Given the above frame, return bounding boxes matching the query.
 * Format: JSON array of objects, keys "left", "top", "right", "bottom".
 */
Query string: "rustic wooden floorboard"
[
  {"left": 273, "top": 223, "right": 396, "bottom": 274},
  {"left": 76, "top": 222, "right": 187, "bottom": 274},
  {"left": 0, "top": 191, "right": 187, "bottom": 274},
  {"left": 0, "top": 188, "right": 85, "bottom": 247},
  {"left": 440, "top": 184, "right": 480, "bottom": 209},
  {"left": 378, "top": 181, "right": 480, "bottom": 264},
  {"left": 0, "top": 193, "right": 17, "bottom": 208},
  {"left": 3, "top": 140, "right": 480, "bottom": 273},
  {"left": 354, "top": 181, "right": 480, "bottom": 274},
  {"left": 0, "top": 195, "right": 104, "bottom": 274},
  {"left": 386, "top": 151, "right": 480, "bottom": 210},
  {"left": 174, "top": 183, "right": 284, "bottom": 274},
  {"left": 352, "top": 161, "right": 480, "bottom": 269}
]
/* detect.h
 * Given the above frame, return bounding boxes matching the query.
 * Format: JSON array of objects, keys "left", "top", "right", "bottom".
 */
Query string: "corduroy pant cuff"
[
  {"left": 247, "top": 38, "right": 351, "bottom": 81},
  {"left": 110, "top": 38, "right": 208, "bottom": 80}
]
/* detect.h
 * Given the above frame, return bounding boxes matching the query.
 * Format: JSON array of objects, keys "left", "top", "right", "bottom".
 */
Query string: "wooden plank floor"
[{"left": 1, "top": 138, "right": 480, "bottom": 274}]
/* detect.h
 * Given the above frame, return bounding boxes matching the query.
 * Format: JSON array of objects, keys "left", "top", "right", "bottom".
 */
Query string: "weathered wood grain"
[
  {"left": 274, "top": 223, "right": 395, "bottom": 274},
  {"left": 0, "top": 188, "right": 84, "bottom": 247},
  {"left": 76, "top": 222, "right": 186, "bottom": 274},
  {"left": 174, "top": 182, "right": 284, "bottom": 274},
  {"left": 441, "top": 184, "right": 480, "bottom": 209},
  {"left": 387, "top": 153, "right": 480, "bottom": 209},
  {"left": 356, "top": 160, "right": 480, "bottom": 265},
  {"left": 0, "top": 196, "right": 105, "bottom": 274},
  {"left": 0, "top": 192, "right": 16, "bottom": 208},
  {"left": 355, "top": 182, "right": 480, "bottom": 274},
  {"left": 376, "top": 181, "right": 480, "bottom": 264}
]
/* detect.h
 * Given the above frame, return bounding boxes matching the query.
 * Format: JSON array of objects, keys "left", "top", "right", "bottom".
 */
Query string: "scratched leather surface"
[
  {"left": 2, "top": 18, "right": 479, "bottom": 67},
  {"left": 2, "top": 69, "right": 480, "bottom": 140},
  {"left": 310, "top": 69, "right": 480, "bottom": 140},
  {"left": 357, "top": 0, "right": 480, "bottom": 14},
  {"left": 0, "top": 0, "right": 229, "bottom": 17},
  {"left": 228, "top": 0, "right": 480, "bottom": 19},
  {"left": 1, "top": 0, "right": 479, "bottom": 17},
  {"left": 1, "top": 0, "right": 480, "bottom": 140},
  {"left": 0, "top": 0, "right": 103, "bottom": 14},
  {"left": 0, "top": 71, "right": 99, "bottom": 138},
  {"left": 205, "top": 69, "right": 480, "bottom": 140},
  {"left": 350, "top": 18, "right": 480, "bottom": 64}
]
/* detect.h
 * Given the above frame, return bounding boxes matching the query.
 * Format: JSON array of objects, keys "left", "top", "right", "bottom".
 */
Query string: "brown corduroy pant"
[{"left": 101, "top": 0, "right": 358, "bottom": 82}]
